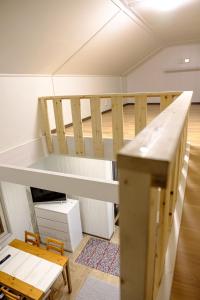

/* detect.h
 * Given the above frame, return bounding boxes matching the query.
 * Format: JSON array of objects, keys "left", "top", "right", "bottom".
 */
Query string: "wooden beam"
[
  {"left": 39, "top": 99, "right": 53, "bottom": 153},
  {"left": 70, "top": 98, "right": 85, "bottom": 155},
  {"left": 90, "top": 97, "right": 104, "bottom": 157},
  {"left": 160, "top": 94, "right": 173, "bottom": 112},
  {"left": 111, "top": 96, "right": 124, "bottom": 157},
  {"left": 0, "top": 164, "right": 118, "bottom": 204},
  {"left": 135, "top": 95, "right": 147, "bottom": 135},
  {"left": 119, "top": 169, "right": 152, "bottom": 300},
  {"left": 53, "top": 99, "right": 68, "bottom": 154}
]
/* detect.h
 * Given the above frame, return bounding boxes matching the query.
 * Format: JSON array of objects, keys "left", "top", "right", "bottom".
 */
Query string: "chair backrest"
[
  {"left": 46, "top": 237, "right": 64, "bottom": 255},
  {"left": 25, "top": 230, "right": 40, "bottom": 247},
  {"left": 0, "top": 287, "right": 21, "bottom": 300}
]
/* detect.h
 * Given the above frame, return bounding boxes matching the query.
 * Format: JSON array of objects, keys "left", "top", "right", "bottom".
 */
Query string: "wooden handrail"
[
  {"left": 39, "top": 91, "right": 181, "bottom": 101},
  {"left": 118, "top": 91, "right": 192, "bottom": 187},
  {"left": 118, "top": 90, "right": 193, "bottom": 300}
]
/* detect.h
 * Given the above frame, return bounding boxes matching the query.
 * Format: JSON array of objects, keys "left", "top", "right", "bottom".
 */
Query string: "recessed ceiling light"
[
  {"left": 126, "top": 0, "right": 189, "bottom": 11},
  {"left": 184, "top": 58, "right": 190, "bottom": 63}
]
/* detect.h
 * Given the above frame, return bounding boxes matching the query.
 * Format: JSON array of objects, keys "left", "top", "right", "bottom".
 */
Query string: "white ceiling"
[{"left": 0, "top": 0, "right": 200, "bottom": 75}]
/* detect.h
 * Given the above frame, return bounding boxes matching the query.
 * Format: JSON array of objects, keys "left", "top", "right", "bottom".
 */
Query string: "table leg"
[{"left": 65, "top": 261, "right": 72, "bottom": 293}]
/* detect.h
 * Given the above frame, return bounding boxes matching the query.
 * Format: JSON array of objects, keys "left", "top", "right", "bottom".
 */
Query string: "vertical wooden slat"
[
  {"left": 90, "top": 97, "right": 104, "bottom": 157},
  {"left": 53, "top": 99, "right": 68, "bottom": 154},
  {"left": 160, "top": 94, "right": 173, "bottom": 112},
  {"left": 145, "top": 187, "right": 159, "bottom": 300},
  {"left": 39, "top": 99, "right": 53, "bottom": 153},
  {"left": 111, "top": 96, "right": 124, "bottom": 157},
  {"left": 135, "top": 95, "right": 147, "bottom": 135},
  {"left": 153, "top": 170, "right": 172, "bottom": 298},
  {"left": 119, "top": 169, "right": 152, "bottom": 300},
  {"left": 70, "top": 97, "right": 85, "bottom": 155}
]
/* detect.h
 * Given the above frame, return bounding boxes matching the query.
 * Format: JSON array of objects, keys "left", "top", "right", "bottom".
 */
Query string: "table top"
[{"left": 0, "top": 239, "right": 67, "bottom": 299}]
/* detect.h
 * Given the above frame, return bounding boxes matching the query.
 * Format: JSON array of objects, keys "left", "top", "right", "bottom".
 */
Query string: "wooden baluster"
[
  {"left": 111, "top": 96, "right": 124, "bottom": 157},
  {"left": 135, "top": 95, "right": 147, "bottom": 135},
  {"left": 90, "top": 97, "right": 104, "bottom": 157},
  {"left": 39, "top": 98, "right": 53, "bottom": 153},
  {"left": 153, "top": 171, "right": 172, "bottom": 298},
  {"left": 70, "top": 97, "right": 85, "bottom": 155},
  {"left": 146, "top": 187, "right": 159, "bottom": 300},
  {"left": 160, "top": 94, "right": 173, "bottom": 112},
  {"left": 53, "top": 99, "right": 68, "bottom": 154},
  {"left": 119, "top": 169, "right": 152, "bottom": 300}
]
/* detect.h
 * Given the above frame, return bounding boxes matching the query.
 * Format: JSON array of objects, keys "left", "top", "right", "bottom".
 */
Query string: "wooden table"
[{"left": 0, "top": 239, "right": 72, "bottom": 300}]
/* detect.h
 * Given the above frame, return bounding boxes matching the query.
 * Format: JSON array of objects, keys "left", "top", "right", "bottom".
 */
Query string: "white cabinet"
[{"left": 34, "top": 200, "right": 82, "bottom": 252}]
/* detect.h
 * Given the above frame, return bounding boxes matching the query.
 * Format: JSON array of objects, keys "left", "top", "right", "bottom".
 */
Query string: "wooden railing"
[
  {"left": 118, "top": 91, "right": 192, "bottom": 300},
  {"left": 39, "top": 92, "right": 181, "bottom": 159}
]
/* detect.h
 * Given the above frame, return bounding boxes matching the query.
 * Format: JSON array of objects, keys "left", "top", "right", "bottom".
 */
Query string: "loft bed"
[{"left": 0, "top": 91, "right": 192, "bottom": 300}]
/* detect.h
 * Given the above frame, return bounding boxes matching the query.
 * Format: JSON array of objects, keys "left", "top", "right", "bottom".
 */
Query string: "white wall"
[
  {"left": 0, "top": 182, "right": 33, "bottom": 241},
  {"left": 126, "top": 44, "right": 200, "bottom": 102}
]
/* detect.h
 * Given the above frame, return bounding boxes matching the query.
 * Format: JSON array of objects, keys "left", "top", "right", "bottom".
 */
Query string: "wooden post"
[
  {"left": 146, "top": 187, "right": 159, "bottom": 300},
  {"left": 39, "top": 99, "right": 53, "bottom": 153},
  {"left": 70, "top": 97, "right": 85, "bottom": 155},
  {"left": 119, "top": 168, "right": 152, "bottom": 300},
  {"left": 111, "top": 96, "right": 124, "bottom": 157},
  {"left": 90, "top": 97, "right": 104, "bottom": 157},
  {"left": 135, "top": 95, "right": 147, "bottom": 135},
  {"left": 160, "top": 95, "right": 173, "bottom": 112},
  {"left": 53, "top": 99, "right": 68, "bottom": 154}
]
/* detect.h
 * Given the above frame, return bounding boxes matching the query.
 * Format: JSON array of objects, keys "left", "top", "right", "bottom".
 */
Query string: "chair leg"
[
  {"left": 62, "top": 269, "right": 67, "bottom": 286},
  {"left": 65, "top": 261, "right": 72, "bottom": 293}
]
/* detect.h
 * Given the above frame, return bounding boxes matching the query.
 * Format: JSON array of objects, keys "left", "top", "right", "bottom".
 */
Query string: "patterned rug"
[{"left": 75, "top": 238, "right": 120, "bottom": 276}]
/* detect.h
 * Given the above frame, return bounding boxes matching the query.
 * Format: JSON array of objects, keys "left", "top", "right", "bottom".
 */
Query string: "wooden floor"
[
  {"left": 53, "top": 104, "right": 200, "bottom": 299},
  {"left": 65, "top": 103, "right": 200, "bottom": 144},
  {"left": 171, "top": 145, "right": 200, "bottom": 300}
]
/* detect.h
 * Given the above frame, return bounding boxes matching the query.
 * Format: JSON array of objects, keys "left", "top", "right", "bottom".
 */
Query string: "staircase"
[{"left": 171, "top": 145, "right": 200, "bottom": 299}]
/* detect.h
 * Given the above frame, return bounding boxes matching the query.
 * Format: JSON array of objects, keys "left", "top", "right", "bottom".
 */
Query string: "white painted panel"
[
  {"left": 0, "top": 0, "right": 119, "bottom": 74},
  {"left": 58, "top": 11, "right": 160, "bottom": 75},
  {"left": 0, "top": 182, "right": 33, "bottom": 240}
]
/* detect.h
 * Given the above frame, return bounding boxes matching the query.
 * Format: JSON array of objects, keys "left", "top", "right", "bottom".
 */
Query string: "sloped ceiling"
[{"left": 0, "top": 0, "right": 200, "bottom": 75}]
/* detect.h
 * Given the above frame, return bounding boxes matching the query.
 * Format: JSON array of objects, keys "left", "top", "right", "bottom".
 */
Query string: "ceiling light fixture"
[{"left": 126, "top": 0, "right": 188, "bottom": 11}]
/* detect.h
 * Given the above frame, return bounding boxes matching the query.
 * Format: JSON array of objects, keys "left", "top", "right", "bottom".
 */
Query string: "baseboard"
[{"left": 156, "top": 143, "right": 190, "bottom": 300}]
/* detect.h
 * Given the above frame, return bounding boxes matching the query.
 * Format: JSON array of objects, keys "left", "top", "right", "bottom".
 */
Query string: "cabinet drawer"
[
  {"left": 35, "top": 207, "right": 67, "bottom": 223},
  {"left": 37, "top": 217, "right": 69, "bottom": 233},
  {"left": 38, "top": 225, "right": 70, "bottom": 243}
]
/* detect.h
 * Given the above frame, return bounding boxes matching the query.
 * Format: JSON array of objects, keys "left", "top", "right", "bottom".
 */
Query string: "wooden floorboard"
[{"left": 171, "top": 144, "right": 200, "bottom": 300}]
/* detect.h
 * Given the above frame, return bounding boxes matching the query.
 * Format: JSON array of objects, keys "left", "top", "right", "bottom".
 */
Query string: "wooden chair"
[
  {"left": 0, "top": 287, "right": 21, "bottom": 300},
  {"left": 25, "top": 231, "right": 40, "bottom": 247},
  {"left": 46, "top": 237, "right": 72, "bottom": 293}
]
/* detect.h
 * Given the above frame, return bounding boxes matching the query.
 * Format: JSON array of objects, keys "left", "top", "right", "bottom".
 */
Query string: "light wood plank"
[
  {"left": 146, "top": 187, "right": 159, "bottom": 300},
  {"left": 90, "top": 97, "right": 104, "bottom": 157},
  {"left": 70, "top": 98, "right": 85, "bottom": 155},
  {"left": 135, "top": 95, "right": 147, "bottom": 135},
  {"left": 53, "top": 99, "right": 68, "bottom": 154},
  {"left": 160, "top": 94, "right": 173, "bottom": 112},
  {"left": 119, "top": 169, "right": 152, "bottom": 300},
  {"left": 111, "top": 96, "right": 124, "bottom": 156},
  {"left": 40, "top": 92, "right": 181, "bottom": 101},
  {"left": 0, "top": 271, "right": 43, "bottom": 300},
  {"left": 39, "top": 99, "right": 53, "bottom": 153}
]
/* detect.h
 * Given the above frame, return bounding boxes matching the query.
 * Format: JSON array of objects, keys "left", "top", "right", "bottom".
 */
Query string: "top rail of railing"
[{"left": 118, "top": 90, "right": 192, "bottom": 187}]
